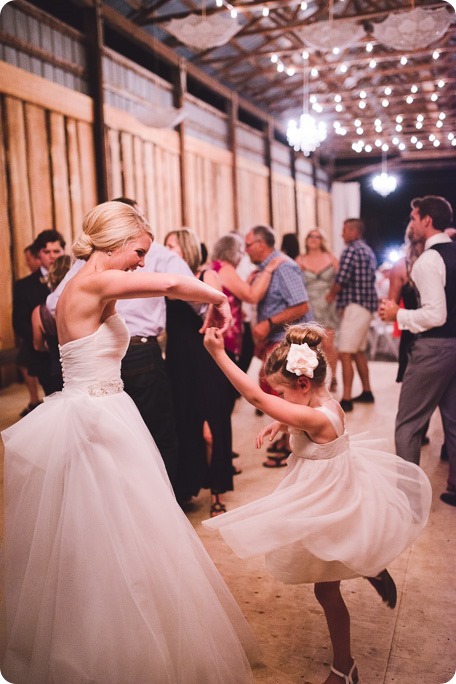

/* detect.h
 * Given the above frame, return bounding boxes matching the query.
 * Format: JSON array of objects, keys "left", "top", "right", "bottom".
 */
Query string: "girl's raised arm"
[{"left": 203, "top": 327, "right": 325, "bottom": 433}]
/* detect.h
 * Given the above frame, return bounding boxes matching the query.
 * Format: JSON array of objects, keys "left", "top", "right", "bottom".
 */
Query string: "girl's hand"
[
  {"left": 203, "top": 327, "right": 225, "bottom": 355},
  {"left": 256, "top": 421, "right": 283, "bottom": 449}
]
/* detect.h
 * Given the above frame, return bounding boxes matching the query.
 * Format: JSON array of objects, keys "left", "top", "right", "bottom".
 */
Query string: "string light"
[
  {"left": 438, "top": 80, "right": 445, "bottom": 88},
  {"left": 384, "top": 87, "right": 392, "bottom": 96},
  {"left": 439, "top": 112, "right": 446, "bottom": 120},
  {"left": 431, "top": 93, "right": 439, "bottom": 102},
  {"left": 382, "top": 99, "right": 389, "bottom": 107},
  {"left": 369, "top": 59, "right": 377, "bottom": 69},
  {"left": 302, "top": 50, "right": 309, "bottom": 60},
  {"left": 365, "top": 144, "right": 372, "bottom": 152},
  {"left": 411, "top": 85, "right": 418, "bottom": 93},
  {"left": 396, "top": 115, "right": 403, "bottom": 123},
  {"left": 400, "top": 56, "right": 408, "bottom": 65},
  {"left": 339, "top": 63, "right": 348, "bottom": 73},
  {"left": 359, "top": 90, "right": 367, "bottom": 99},
  {"left": 262, "top": 7, "right": 269, "bottom": 16},
  {"left": 433, "top": 50, "right": 440, "bottom": 59},
  {"left": 396, "top": 124, "right": 402, "bottom": 132},
  {"left": 406, "top": 95, "right": 414, "bottom": 104},
  {"left": 366, "top": 42, "right": 373, "bottom": 52},
  {"left": 359, "top": 100, "right": 366, "bottom": 109}
]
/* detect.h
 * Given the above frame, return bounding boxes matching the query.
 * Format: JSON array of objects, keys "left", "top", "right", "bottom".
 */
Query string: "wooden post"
[
  {"left": 290, "top": 147, "right": 299, "bottom": 234},
  {"left": 227, "top": 93, "right": 239, "bottom": 230},
  {"left": 174, "top": 59, "right": 188, "bottom": 226},
  {"left": 264, "top": 120, "right": 274, "bottom": 227},
  {"left": 84, "top": 0, "right": 108, "bottom": 202}
]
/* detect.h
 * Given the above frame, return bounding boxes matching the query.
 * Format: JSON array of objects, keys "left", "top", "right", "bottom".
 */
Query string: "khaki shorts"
[{"left": 337, "top": 303, "right": 373, "bottom": 353}]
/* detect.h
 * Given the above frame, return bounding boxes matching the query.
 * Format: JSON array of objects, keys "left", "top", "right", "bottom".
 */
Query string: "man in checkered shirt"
[{"left": 328, "top": 218, "right": 378, "bottom": 412}]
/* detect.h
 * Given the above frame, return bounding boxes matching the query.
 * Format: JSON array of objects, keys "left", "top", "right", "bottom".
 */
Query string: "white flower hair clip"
[{"left": 286, "top": 343, "right": 318, "bottom": 378}]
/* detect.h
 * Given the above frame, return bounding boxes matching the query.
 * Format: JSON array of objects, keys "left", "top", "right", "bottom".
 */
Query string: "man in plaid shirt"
[{"left": 328, "top": 219, "right": 378, "bottom": 412}]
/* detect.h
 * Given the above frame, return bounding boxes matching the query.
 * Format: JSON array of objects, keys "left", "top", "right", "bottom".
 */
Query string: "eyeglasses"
[{"left": 245, "top": 238, "right": 262, "bottom": 249}]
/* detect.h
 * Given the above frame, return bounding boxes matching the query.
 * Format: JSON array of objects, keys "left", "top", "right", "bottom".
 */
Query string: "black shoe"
[
  {"left": 352, "top": 391, "right": 374, "bottom": 403},
  {"left": 366, "top": 569, "right": 397, "bottom": 609},
  {"left": 440, "top": 491, "right": 456, "bottom": 506},
  {"left": 340, "top": 399, "right": 353, "bottom": 412}
]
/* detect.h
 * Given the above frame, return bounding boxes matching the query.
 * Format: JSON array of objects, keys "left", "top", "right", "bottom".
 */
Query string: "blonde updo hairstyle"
[
  {"left": 265, "top": 323, "right": 328, "bottom": 388},
  {"left": 73, "top": 201, "right": 153, "bottom": 261},
  {"left": 164, "top": 228, "right": 202, "bottom": 274}
]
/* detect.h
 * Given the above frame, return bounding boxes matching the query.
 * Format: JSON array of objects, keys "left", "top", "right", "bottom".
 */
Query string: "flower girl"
[{"left": 203, "top": 323, "right": 432, "bottom": 684}]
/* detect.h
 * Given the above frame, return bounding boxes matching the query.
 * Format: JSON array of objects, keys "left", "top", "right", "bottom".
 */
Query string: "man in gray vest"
[{"left": 380, "top": 196, "right": 456, "bottom": 506}]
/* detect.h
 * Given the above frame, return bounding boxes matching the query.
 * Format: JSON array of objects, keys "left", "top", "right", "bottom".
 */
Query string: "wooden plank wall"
[{"left": 0, "top": 60, "right": 330, "bottom": 362}]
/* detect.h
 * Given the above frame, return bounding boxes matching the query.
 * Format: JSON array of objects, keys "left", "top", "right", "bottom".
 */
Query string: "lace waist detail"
[{"left": 87, "top": 379, "right": 124, "bottom": 397}]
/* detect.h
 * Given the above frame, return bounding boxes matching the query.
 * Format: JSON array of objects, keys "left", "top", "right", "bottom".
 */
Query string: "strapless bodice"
[{"left": 59, "top": 314, "right": 129, "bottom": 395}]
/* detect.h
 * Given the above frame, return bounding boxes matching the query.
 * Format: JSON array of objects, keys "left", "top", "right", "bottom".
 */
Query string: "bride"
[{"left": 1, "top": 202, "right": 257, "bottom": 684}]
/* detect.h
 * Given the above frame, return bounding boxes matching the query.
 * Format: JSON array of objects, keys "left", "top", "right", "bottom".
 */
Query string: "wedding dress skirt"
[
  {"left": 204, "top": 408, "right": 432, "bottom": 585},
  {"left": 1, "top": 314, "right": 257, "bottom": 684}
]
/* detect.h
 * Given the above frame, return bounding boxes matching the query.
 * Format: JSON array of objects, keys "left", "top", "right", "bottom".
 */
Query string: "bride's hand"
[{"left": 200, "top": 298, "right": 232, "bottom": 334}]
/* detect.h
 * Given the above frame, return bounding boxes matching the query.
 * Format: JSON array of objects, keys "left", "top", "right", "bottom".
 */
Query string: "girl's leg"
[{"left": 314, "top": 581, "right": 358, "bottom": 683}]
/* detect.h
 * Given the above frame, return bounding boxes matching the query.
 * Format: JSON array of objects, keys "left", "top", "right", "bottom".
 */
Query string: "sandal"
[
  {"left": 330, "top": 660, "right": 358, "bottom": 684},
  {"left": 365, "top": 569, "right": 397, "bottom": 609},
  {"left": 210, "top": 494, "right": 226, "bottom": 517},
  {"left": 263, "top": 455, "right": 288, "bottom": 468},
  {"left": 266, "top": 436, "right": 290, "bottom": 454}
]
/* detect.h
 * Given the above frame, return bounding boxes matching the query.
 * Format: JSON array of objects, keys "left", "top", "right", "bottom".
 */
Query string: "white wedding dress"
[
  {"left": 204, "top": 407, "right": 432, "bottom": 584},
  {"left": 1, "top": 314, "right": 257, "bottom": 684}
]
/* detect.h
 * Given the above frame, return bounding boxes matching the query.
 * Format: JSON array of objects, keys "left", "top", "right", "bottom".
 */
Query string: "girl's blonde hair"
[
  {"left": 265, "top": 323, "right": 328, "bottom": 388},
  {"left": 164, "top": 228, "right": 202, "bottom": 274},
  {"left": 304, "top": 228, "right": 330, "bottom": 254},
  {"left": 73, "top": 201, "right": 153, "bottom": 261}
]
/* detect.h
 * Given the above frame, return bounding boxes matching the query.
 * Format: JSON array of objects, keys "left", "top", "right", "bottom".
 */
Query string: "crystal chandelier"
[
  {"left": 372, "top": 153, "right": 397, "bottom": 197},
  {"left": 164, "top": 7, "right": 241, "bottom": 51},
  {"left": 372, "top": 7, "right": 453, "bottom": 51},
  {"left": 286, "top": 70, "right": 326, "bottom": 156}
]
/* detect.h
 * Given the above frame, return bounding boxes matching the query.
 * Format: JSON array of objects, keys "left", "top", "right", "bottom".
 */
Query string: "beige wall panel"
[
  {"left": 24, "top": 104, "right": 53, "bottom": 234},
  {"left": 66, "top": 118, "right": 84, "bottom": 240},
  {"left": 4, "top": 96, "right": 33, "bottom": 279},
  {"left": 133, "top": 136, "right": 146, "bottom": 212},
  {"left": 296, "top": 182, "right": 317, "bottom": 243},
  {"left": 77, "top": 121, "right": 98, "bottom": 215},
  {"left": 49, "top": 112, "right": 72, "bottom": 246},
  {"left": 272, "top": 174, "right": 296, "bottom": 239},
  {"left": 183, "top": 140, "right": 234, "bottom": 248},
  {"left": 107, "top": 128, "right": 123, "bottom": 201},
  {"left": 120, "top": 132, "right": 135, "bottom": 199},
  {"left": 317, "top": 189, "right": 333, "bottom": 243},
  {"left": 236, "top": 162, "right": 270, "bottom": 232},
  {"left": 0, "top": 99, "right": 14, "bottom": 350},
  {"left": 0, "top": 62, "right": 93, "bottom": 122}
]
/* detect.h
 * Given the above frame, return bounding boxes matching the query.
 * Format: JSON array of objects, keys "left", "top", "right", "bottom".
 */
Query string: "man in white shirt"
[
  {"left": 380, "top": 196, "right": 456, "bottom": 506},
  {"left": 47, "top": 203, "right": 201, "bottom": 492}
]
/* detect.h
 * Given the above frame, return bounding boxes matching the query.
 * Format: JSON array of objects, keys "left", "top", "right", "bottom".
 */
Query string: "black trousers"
[{"left": 121, "top": 339, "right": 178, "bottom": 489}]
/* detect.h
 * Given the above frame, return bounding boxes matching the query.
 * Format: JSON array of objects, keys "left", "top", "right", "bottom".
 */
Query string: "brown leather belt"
[{"left": 129, "top": 336, "right": 158, "bottom": 345}]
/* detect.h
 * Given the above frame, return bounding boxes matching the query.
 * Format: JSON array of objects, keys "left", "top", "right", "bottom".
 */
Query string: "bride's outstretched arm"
[{"left": 98, "top": 270, "right": 232, "bottom": 334}]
